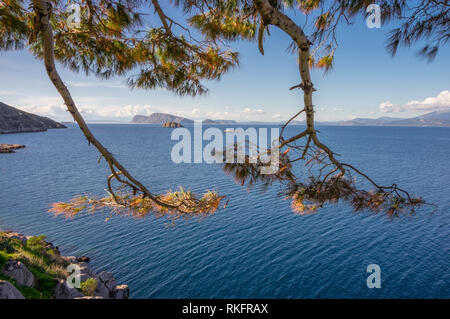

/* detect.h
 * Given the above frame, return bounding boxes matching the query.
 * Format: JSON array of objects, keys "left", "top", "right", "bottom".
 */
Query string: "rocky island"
[
  {"left": 0, "top": 102, "right": 66, "bottom": 134},
  {"left": 0, "top": 144, "right": 25, "bottom": 153},
  {"left": 132, "top": 112, "right": 193, "bottom": 125},
  {"left": 131, "top": 112, "right": 237, "bottom": 125},
  {"left": 162, "top": 121, "right": 183, "bottom": 128}
]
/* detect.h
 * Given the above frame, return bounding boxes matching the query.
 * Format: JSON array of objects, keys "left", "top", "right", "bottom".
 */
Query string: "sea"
[{"left": 0, "top": 123, "right": 449, "bottom": 298}]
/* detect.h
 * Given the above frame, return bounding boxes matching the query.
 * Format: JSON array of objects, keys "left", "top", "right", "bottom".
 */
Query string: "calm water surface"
[{"left": 0, "top": 124, "right": 449, "bottom": 298}]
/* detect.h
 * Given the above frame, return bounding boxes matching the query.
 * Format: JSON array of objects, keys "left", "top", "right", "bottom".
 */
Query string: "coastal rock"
[
  {"left": 77, "top": 256, "right": 90, "bottom": 263},
  {"left": 97, "top": 271, "right": 115, "bottom": 285},
  {"left": 1, "top": 230, "right": 130, "bottom": 299},
  {"left": 112, "top": 285, "right": 129, "bottom": 299},
  {"left": 53, "top": 280, "right": 84, "bottom": 299},
  {"left": 63, "top": 256, "right": 77, "bottom": 264},
  {"left": 77, "top": 264, "right": 95, "bottom": 282},
  {"left": 44, "top": 241, "right": 61, "bottom": 255},
  {"left": 2, "top": 260, "right": 34, "bottom": 287},
  {"left": 0, "top": 280, "right": 25, "bottom": 299},
  {"left": 95, "top": 271, "right": 117, "bottom": 298},
  {"left": 95, "top": 282, "right": 111, "bottom": 299},
  {"left": 4, "top": 231, "right": 27, "bottom": 245},
  {"left": 0, "top": 144, "right": 25, "bottom": 153},
  {"left": 162, "top": 121, "right": 183, "bottom": 128}
]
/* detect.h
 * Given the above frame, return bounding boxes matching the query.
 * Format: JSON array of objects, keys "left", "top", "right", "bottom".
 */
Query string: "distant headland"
[
  {"left": 131, "top": 112, "right": 238, "bottom": 125},
  {"left": 0, "top": 102, "right": 66, "bottom": 134},
  {"left": 131, "top": 111, "right": 450, "bottom": 127}
]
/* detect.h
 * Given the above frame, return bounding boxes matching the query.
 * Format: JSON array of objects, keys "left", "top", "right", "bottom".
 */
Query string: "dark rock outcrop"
[
  {"left": 77, "top": 256, "right": 90, "bottom": 263},
  {"left": 2, "top": 260, "right": 34, "bottom": 287},
  {"left": 113, "top": 285, "right": 130, "bottom": 299},
  {"left": 53, "top": 280, "right": 84, "bottom": 299},
  {"left": 162, "top": 121, "right": 183, "bottom": 128},
  {"left": 0, "top": 281, "right": 25, "bottom": 299},
  {"left": 0, "top": 101, "right": 66, "bottom": 134}
]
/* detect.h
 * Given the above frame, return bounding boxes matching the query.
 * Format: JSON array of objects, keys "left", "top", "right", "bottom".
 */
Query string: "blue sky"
[{"left": 0, "top": 3, "right": 449, "bottom": 123}]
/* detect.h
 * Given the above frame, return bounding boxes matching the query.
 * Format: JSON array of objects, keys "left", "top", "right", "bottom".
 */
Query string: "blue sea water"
[{"left": 0, "top": 124, "right": 449, "bottom": 298}]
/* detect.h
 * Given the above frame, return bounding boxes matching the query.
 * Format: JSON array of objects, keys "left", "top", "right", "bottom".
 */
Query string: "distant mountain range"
[
  {"left": 132, "top": 110, "right": 450, "bottom": 127},
  {"left": 316, "top": 111, "right": 450, "bottom": 127},
  {"left": 0, "top": 102, "right": 66, "bottom": 134},
  {"left": 131, "top": 113, "right": 238, "bottom": 125}
]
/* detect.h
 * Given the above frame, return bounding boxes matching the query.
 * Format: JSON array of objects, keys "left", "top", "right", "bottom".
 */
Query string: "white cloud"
[
  {"left": 0, "top": 90, "right": 20, "bottom": 95},
  {"left": 380, "top": 90, "right": 450, "bottom": 113},
  {"left": 241, "top": 108, "right": 265, "bottom": 115},
  {"left": 206, "top": 111, "right": 229, "bottom": 119},
  {"left": 379, "top": 101, "right": 394, "bottom": 112},
  {"left": 2, "top": 91, "right": 282, "bottom": 122},
  {"left": 333, "top": 107, "right": 344, "bottom": 112},
  {"left": 7, "top": 94, "right": 158, "bottom": 121},
  {"left": 67, "top": 81, "right": 126, "bottom": 89},
  {"left": 202, "top": 107, "right": 271, "bottom": 121}
]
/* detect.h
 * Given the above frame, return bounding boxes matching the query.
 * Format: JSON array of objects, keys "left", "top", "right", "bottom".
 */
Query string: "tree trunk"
[
  {"left": 32, "top": 0, "right": 161, "bottom": 202},
  {"left": 254, "top": 0, "right": 344, "bottom": 174}
]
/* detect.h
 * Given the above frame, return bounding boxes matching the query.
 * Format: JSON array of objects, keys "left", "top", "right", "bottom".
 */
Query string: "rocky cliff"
[{"left": 0, "top": 102, "right": 66, "bottom": 134}]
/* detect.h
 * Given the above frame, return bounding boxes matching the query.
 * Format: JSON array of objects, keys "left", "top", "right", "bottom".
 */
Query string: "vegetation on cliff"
[
  {"left": 0, "top": 232, "right": 68, "bottom": 298},
  {"left": 0, "top": 231, "right": 130, "bottom": 299}
]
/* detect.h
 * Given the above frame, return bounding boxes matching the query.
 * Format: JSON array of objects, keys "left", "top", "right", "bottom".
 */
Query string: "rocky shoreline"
[{"left": 0, "top": 231, "right": 129, "bottom": 299}]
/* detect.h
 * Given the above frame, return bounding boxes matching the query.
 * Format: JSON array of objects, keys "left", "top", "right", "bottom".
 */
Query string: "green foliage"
[
  {"left": 189, "top": 12, "right": 257, "bottom": 42},
  {"left": 0, "top": 232, "right": 57, "bottom": 298},
  {"left": 315, "top": 54, "right": 334, "bottom": 73},
  {"left": 0, "top": 233, "right": 15, "bottom": 254},
  {"left": 0, "top": 250, "right": 12, "bottom": 269},
  {"left": 80, "top": 278, "right": 98, "bottom": 296},
  {"left": 0, "top": 232, "right": 68, "bottom": 298},
  {"left": 29, "top": 266, "right": 57, "bottom": 294},
  {"left": 0, "top": 0, "right": 242, "bottom": 96},
  {"left": 26, "top": 235, "right": 47, "bottom": 254}
]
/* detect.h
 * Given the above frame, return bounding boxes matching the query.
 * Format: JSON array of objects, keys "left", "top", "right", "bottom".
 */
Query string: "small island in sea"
[
  {"left": 162, "top": 121, "right": 184, "bottom": 128},
  {"left": 131, "top": 112, "right": 238, "bottom": 125},
  {"left": 0, "top": 144, "right": 25, "bottom": 153}
]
